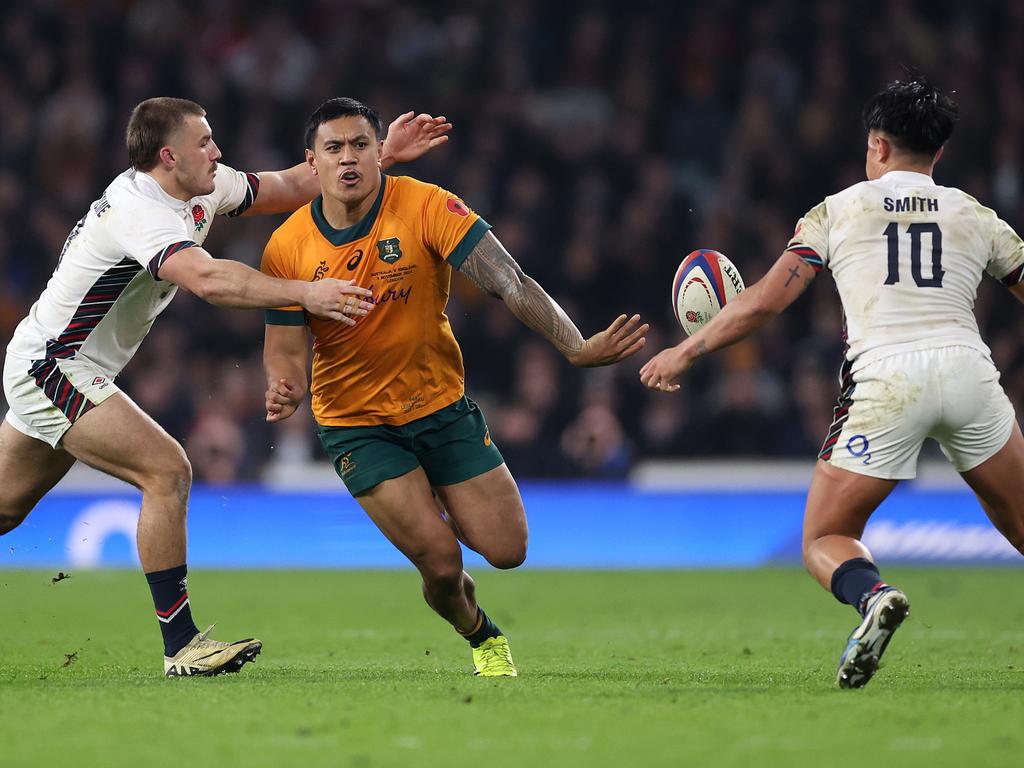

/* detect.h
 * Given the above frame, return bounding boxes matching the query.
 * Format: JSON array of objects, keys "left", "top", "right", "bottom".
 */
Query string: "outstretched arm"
[
  {"left": 457, "top": 231, "right": 648, "bottom": 367},
  {"left": 243, "top": 112, "right": 453, "bottom": 216},
  {"left": 157, "top": 246, "right": 374, "bottom": 322},
  {"left": 640, "top": 249, "right": 819, "bottom": 392}
]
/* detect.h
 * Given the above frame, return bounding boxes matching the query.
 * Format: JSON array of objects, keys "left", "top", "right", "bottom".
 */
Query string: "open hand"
[
  {"left": 303, "top": 279, "right": 375, "bottom": 324},
  {"left": 381, "top": 112, "right": 452, "bottom": 166},
  {"left": 569, "top": 314, "right": 649, "bottom": 367}
]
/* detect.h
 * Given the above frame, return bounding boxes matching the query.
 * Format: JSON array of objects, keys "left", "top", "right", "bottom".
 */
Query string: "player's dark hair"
[
  {"left": 304, "top": 97, "right": 383, "bottom": 149},
  {"left": 862, "top": 77, "right": 959, "bottom": 156},
  {"left": 126, "top": 97, "right": 206, "bottom": 171}
]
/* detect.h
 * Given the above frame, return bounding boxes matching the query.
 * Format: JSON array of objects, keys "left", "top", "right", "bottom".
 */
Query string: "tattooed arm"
[
  {"left": 640, "top": 249, "right": 819, "bottom": 392},
  {"left": 457, "top": 232, "right": 648, "bottom": 367}
]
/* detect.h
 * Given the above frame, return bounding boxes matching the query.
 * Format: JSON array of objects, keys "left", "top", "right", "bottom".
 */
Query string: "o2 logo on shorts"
[{"left": 846, "top": 434, "right": 872, "bottom": 465}]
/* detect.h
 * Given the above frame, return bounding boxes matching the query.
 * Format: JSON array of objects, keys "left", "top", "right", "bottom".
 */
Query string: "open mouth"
[{"left": 340, "top": 170, "right": 360, "bottom": 186}]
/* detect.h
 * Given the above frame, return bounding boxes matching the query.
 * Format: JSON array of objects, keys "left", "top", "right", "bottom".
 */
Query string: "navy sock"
[
  {"left": 146, "top": 564, "right": 199, "bottom": 657},
  {"left": 461, "top": 608, "right": 503, "bottom": 648},
  {"left": 830, "top": 557, "right": 886, "bottom": 617}
]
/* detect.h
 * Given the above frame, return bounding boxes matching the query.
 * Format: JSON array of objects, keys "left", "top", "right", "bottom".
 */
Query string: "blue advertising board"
[{"left": 1, "top": 483, "right": 1020, "bottom": 568}]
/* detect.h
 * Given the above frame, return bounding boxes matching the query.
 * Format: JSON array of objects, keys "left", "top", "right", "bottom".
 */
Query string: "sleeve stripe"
[
  {"left": 148, "top": 240, "right": 198, "bottom": 279},
  {"left": 1000, "top": 262, "right": 1024, "bottom": 286},
  {"left": 446, "top": 218, "right": 493, "bottom": 269},
  {"left": 265, "top": 309, "right": 307, "bottom": 326},
  {"left": 787, "top": 245, "right": 824, "bottom": 274},
  {"left": 227, "top": 172, "right": 261, "bottom": 218}
]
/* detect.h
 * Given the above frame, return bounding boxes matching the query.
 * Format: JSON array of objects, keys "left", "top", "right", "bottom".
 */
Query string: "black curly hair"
[{"left": 862, "top": 77, "right": 959, "bottom": 156}]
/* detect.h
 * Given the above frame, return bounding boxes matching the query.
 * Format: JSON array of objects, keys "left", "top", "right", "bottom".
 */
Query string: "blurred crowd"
[{"left": 3, "top": 0, "right": 1024, "bottom": 482}]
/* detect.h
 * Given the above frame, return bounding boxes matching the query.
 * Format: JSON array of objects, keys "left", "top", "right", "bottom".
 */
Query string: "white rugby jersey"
[
  {"left": 788, "top": 170, "right": 1024, "bottom": 371},
  {"left": 6, "top": 164, "right": 259, "bottom": 377}
]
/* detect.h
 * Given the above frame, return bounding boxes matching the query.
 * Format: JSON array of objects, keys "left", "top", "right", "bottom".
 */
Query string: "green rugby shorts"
[{"left": 317, "top": 395, "right": 504, "bottom": 496}]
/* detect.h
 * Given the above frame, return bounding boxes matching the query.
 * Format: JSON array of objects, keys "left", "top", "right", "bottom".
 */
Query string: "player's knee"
[
  {"left": 0, "top": 507, "right": 28, "bottom": 535},
  {"left": 421, "top": 554, "right": 464, "bottom": 591},
  {"left": 141, "top": 444, "right": 192, "bottom": 506},
  {"left": 484, "top": 542, "right": 527, "bottom": 570},
  {"left": 0, "top": 495, "right": 35, "bottom": 534},
  {"left": 171, "top": 454, "right": 193, "bottom": 505}
]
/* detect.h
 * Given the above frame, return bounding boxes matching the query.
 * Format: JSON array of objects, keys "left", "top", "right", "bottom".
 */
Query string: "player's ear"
[
  {"left": 158, "top": 145, "right": 176, "bottom": 169},
  {"left": 933, "top": 145, "right": 945, "bottom": 166},
  {"left": 377, "top": 138, "right": 384, "bottom": 166},
  {"left": 305, "top": 148, "right": 317, "bottom": 175},
  {"left": 875, "top": 134, "right": 892, "bottom": 164}
]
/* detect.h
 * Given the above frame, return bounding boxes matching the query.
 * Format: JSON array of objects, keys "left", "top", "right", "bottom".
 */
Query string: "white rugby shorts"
[
  {"left": 3, "top": 353, "right": 119, "bottom": 447},
  {"left": 820, "top": 346, "right": 1016, "bottom": 479}
]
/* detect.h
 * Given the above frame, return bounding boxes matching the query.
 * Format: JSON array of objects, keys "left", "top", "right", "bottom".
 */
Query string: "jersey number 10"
[{"left": 883, "top": 222, "right": 944, "bottom": 288}]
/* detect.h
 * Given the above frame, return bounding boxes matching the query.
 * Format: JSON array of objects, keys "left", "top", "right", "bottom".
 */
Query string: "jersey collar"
[
  {"left": 131, "top": 169, "right": 194, "bottom": 211},
  {"left": 879, "top": 170, "right": 935, "bottom": 186},
  {"left": 311, "top": 173, "right": 387, "bottom": 246}
]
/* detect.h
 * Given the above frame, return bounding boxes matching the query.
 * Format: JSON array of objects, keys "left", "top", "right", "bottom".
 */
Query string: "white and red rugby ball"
[{"left": 671, "top": 249, "right": 745, "bottom": 336}]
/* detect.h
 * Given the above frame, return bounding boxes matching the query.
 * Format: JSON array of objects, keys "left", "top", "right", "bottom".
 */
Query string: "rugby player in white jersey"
[
  {"left": 0, "top": 97, "right": 450, "bottom": 676},
  {"left": 640, "top": 78, "right": 1024, "bottom": 688}
]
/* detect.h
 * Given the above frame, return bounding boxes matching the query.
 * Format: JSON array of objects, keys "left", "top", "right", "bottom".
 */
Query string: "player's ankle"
[
  {"left": 830, "top": 557, "right": 883, "bottom": 616},
  {"left": 460, "top": 607, "right": 503, "bottom": 647}
]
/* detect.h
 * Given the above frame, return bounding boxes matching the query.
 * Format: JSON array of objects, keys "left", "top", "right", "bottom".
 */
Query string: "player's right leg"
[
  {"left": 934, "top": 347, "right": 1024, "bottom": 557},
  {"left": 1, "top": 355, "right": 83, "bottom": 532},
  {"left": 320, "top": 403, "right": 518, "bottom": 675},
  {"left": 354, "top": 467, "right": 480, "bottom": 632},
  {"left": 59, "top": 393, "right": 260, "bottom": 676}
]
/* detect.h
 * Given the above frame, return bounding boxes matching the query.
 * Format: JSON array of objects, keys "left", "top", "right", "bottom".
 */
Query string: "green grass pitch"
[{"left": 2, "top": 568, "right": 1022, "bottom": 767}]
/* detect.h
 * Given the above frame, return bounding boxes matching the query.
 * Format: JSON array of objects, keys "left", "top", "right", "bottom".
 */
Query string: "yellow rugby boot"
[
  {"left": 472, "top": 635, "right": 517, "bottom": 677},
  {"left": 164, "top": 625, "right": 262, "bottom": 677}
]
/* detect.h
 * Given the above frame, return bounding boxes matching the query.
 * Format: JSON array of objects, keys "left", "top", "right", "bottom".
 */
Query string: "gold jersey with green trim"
[{"left": 261, "top": 173, "right": 491, "bottom": 427}]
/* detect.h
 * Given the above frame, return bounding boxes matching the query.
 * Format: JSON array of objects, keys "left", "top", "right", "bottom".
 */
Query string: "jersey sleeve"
[
  {"left": 984, "top": 214, "right": 1024, "bottom": 287},
  {"left": 261, "top": 234, "right": 305, "bottom": 325},
  {"left": 211, "top": 162, "right": 261, "bottom": 218},
  {"left": 785, "top": 200, "right": 829, "bottom": 273},
  {"left": 110, "top": 203, "right": 196, "bottom": 280},
  {"left": 421, "top": 185, "right": 492, "bottom": 269}
]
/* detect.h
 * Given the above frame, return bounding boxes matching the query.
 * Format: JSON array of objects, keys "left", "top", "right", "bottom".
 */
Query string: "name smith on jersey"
[{"left": 883, "top": 196, "right": 939, "bottom": 212}]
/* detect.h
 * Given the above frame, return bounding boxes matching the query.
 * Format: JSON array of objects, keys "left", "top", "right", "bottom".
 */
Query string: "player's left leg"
[
  {"left": 434, "top": 464, "right": 528, "bottom": 569},
  {"left": 803, "top": 461, "right": 909, "bottom": 689},
  {"left": 802, "top": 460, "right": 896, "bottom": 590},
  {"left": 807, "top": 353, "right": 934, "bottom": 687},
  {"left": 61, "top": 393, "right": 261, "bottom": 676},
  {"left": 959, "top": 422, "right": 1024, "bottom": 556}
]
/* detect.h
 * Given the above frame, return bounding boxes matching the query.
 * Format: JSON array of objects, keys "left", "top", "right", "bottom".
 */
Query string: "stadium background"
[
  {"left": 4, "top": 5, "right": 1024, "bottom": 768},
  {"left": 1, "top": 0, "right": 1024, "bottom": 568}
]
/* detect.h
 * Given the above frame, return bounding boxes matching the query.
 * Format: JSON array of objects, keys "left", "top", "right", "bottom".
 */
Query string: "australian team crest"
[{"left": 376, "top": 237, "right": 403, "bottom": 264}]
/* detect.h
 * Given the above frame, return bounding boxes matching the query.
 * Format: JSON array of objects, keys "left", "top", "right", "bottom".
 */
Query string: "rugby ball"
[{"left": 671, "top": 249, "right": 745, "bottom": 336}]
